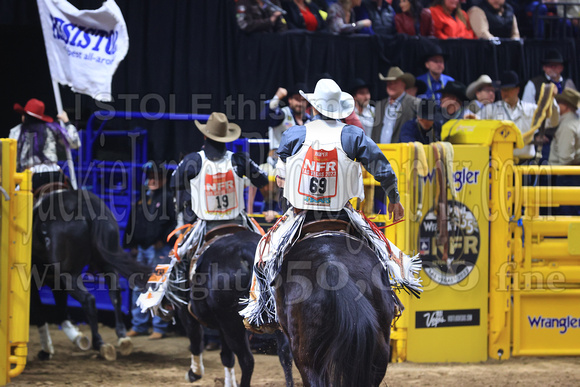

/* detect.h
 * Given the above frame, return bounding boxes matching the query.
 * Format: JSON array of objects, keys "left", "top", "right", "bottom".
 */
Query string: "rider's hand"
[
  {"left": 263, "top": 210, "right": 278, "bottom": 223},
  {"left": 56, "top": 111, "right": 70, "bottom": 124},
  {"left": 388, "top": 202, "right": 404, "bottom": 222}
]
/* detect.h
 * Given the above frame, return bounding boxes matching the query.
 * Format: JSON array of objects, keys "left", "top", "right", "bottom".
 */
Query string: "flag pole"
[{"left": 51, "top": 80, "right": 78, "bottom": 190}]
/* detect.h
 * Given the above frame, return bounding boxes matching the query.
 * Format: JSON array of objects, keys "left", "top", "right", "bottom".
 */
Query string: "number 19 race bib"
[{"left": 205, "top": 170, "right": 238, "bottom": 213}]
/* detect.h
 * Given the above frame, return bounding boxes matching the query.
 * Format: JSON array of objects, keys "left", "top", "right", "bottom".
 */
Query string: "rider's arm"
[
  {"left": 170, "top": 152, "right": 202, "bottom": 191},
  {"left": 276, "top": 125, "right": 306, "bottom": 162},
  {"left": 56, "top": 112, "right": 81, "bottom": 149},
  {"left": 341, "top": 125, "right": 400, "bottom": 204}
]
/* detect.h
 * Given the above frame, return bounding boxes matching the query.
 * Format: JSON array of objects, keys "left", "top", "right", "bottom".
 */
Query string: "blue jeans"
[{"left": 131, "top": 244, "right": 172, "bottom": 334}]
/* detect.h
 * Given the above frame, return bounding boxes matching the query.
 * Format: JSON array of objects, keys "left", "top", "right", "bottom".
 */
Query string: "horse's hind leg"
[
  {"left": 219, "top": 320, "right": 254, "bottom": 387},
  {"left": 275, "top": 330, "right": 294, "bottom": 387},
  {"left": 30, "top": 282, "right": 53, "bottom": 360},
  {"left": 104, "top": 273, "right": 132, "bottom": 356},
  {"left": 68, "top": 280, "right": 116, "bottom": 361},
  {"left": 178, "top": 306, "right": 205, "bottom": 382}
]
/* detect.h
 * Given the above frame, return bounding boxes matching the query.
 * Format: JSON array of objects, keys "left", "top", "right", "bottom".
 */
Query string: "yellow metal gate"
[{"left": 1, "top": 139, "right": 33, "bottom": 385}]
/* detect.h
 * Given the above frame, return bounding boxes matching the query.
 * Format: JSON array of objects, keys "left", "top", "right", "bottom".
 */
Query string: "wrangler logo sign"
[{"left": 528, "top": 315, "right": 580, "bottom": 334}]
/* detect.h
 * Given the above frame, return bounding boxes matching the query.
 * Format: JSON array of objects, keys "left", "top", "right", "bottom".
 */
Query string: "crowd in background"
[{"left": 235, "top": 0, "right": 580, "bottom": 39}]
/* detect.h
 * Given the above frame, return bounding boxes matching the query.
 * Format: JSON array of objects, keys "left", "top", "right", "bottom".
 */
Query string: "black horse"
[
  {"left": 168, "top": 229, "right": 293, "bottom": 386},
  {"left": 30, "top": 188, "right": 150, "bottom": 360},
  {"left": 274, "top": 232, "right": 395, "bottom": 387}
]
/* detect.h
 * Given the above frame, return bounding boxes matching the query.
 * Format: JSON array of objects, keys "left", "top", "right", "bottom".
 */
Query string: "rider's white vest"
[
  {"left": 190, "top": 151, "right": 245, "bottom": 220},
  {"left": 284, "top": 120, "right": 364, "bottom": 211}
]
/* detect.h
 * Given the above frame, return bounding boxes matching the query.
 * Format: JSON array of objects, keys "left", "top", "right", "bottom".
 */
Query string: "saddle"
[
  {"left": 33, "top": 182, "right": 70, "bottom": 202},
  {"left": 298, "top": 219, "right": 359, "bottom": 241},
  {"left": 203, "top": 223, "right": 247, "bottom": 242}
]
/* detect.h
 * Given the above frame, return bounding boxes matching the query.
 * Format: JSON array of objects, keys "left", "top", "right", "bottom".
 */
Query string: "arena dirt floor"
[{"left": 10, "top": 324, "right": 580, "bottom": 386}]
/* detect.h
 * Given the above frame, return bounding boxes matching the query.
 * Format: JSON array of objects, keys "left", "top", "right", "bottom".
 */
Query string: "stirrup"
[{"left": 243, "top": 318, "right": 279, "bottom": 335}]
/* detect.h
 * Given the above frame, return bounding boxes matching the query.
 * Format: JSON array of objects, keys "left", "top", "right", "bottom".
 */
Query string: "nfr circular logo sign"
[{"left": 418, "top": 200, "right": 480, "bottom": 285}]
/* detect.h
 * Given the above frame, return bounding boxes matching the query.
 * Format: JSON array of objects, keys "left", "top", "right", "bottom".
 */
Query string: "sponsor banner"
[
  {"left": 416, "top": 308, "right": 480, "bottom": 328},
  {"left": 37, "top": 0, "right": 129, "bottom": 101},
  {"left": 528, "top": 315, "right": 580, "bottom": 335}
]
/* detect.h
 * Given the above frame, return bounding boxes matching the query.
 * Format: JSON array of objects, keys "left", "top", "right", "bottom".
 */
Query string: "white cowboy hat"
[
  {"left": 195, "top": 112, "right": 241, "bottom": 143},
  {"left": 299, "top": 79, "right": 354, "bottom": 120},
  {"left": 466, "top": 75, "right": 494, "bottom": 100}
]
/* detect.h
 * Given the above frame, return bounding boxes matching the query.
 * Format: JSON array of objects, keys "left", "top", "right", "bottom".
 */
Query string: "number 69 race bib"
[{"left": 297, "top": 147, "right": 338, "bottom": 206}]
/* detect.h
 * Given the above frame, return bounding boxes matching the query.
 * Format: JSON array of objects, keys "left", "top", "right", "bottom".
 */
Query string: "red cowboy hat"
[{"left": 13, "top": 98, "right": 53, "bottom": 123}]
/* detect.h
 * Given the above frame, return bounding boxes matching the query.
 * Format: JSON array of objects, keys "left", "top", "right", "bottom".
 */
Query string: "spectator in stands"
[
  {"left": 399, "top": 98, "right": 442, "bottom": 144},
  {"left": 430, "top": 0, "right": 475, "bottom": 39},
  {"left": 350, "top": 78, "right": 375, "bottom": 137},
  {"left": 236, "top": 0, "right": 288, "bottom": 33},
  {"left": 435, "top": 81, "right": 468, "bottom": 124},
  {"left": 355, "top": 0, "right": 397, "bottom": 35},
  {"left": 549, "top": 88, "right": 580, "bottom": 165},
  {"left": 371, "top": 66, "right": 418, "bottom": 143},
  {"left": 478, "top": 71, "right": 559, "bottom": 161},
  {"left": 395, "top": 0, "right": 434, "bottom": 36},
  {"left": 9, "top": 98, "right": 81, "bottom": 191},
  {"left": 522, "top": 49, "right": 578, "bottom": 103},
  {"left": 262, "top": 84, "right": 312, "bottom": 220},
  {"left": 465, "top": 74, "right": 496, "bottom": 116},
  {"left": 416, "top": 44, "right": 455, "bottom": 103},
  {"left": 327, "top": 0, "right": 372, "bottom": 34},
  {"left": 125, "top": 162, "right": 175, "bottom": 340},
  {"left": 406, "top": 77, "right": 428, "bottom": 97},
  {"left": 283, "top": 0, "right": 326, "bottom": 31},
  {"left": 468, "top": 0, "right": 520, "bottom": 39}
]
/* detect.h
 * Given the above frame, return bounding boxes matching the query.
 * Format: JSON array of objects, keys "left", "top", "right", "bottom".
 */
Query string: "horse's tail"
[
  {"left": 89, "top": 206, "right": 151, "bottom": 288},
  {"left": 315, "top": 281, "right": 381, "bottom": 387}
]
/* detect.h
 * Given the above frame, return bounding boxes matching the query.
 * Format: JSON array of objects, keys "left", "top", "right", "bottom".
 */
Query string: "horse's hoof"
[
  {"left": 37, "top": 350, "right": 53, "bottom": 361},
  {"left": 185, "top": 369, "right": 202, "bottom": 383},
  {"left": 75, "top": 334, "right": 91, "bottom": 351},
  {"left": 117, "top": 337, "right": 133, "bottom": 356},
  {"left": 99, "top": 343, "right": 117, "bottom": 361}
]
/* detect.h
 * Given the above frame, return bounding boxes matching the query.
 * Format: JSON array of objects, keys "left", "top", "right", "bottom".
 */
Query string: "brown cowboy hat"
[
  {"left": 555, "top": 88, "right": 580, "bottom": 108},
  {"left": 379, "top": 67, "right": 415, "bottom": 89},
  {"left": 195, "top": 112, "right": 241, "bottom": 143},
  {"left": 14, "top": 98, "right": 53, "bottom": 122}
]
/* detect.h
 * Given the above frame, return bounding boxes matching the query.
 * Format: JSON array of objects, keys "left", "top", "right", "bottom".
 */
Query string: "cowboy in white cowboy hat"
[
  {"left": 465, "top": 74, "right": 496, "bottom": 116},
  {"left": 9, "top": 98, "right": 81, "bottom": 190},
  {"left": 240, "top": 79, "right": 422, "bottom": 333}
]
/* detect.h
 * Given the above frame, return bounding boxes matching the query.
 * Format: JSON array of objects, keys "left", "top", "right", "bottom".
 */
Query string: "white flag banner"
[{"left": 37, "top": 0, "right": 129, "bottom": 101}]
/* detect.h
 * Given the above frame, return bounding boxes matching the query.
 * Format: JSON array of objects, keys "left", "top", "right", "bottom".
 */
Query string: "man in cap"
[
  {"left": 241, "top": 78, "right": 422, "bottom": 333},
  {"left": 549, "top": 88, "right": 580, "bottom": 166},
  {"left": 171, "top": 112, "right": 272, "bottom": 236},
  {"left": 435, "top": 81, "right": 469, "bottom": 123},
  {"left": 465, "top": 74, "right": 496, "bottom": 116},
  {"left": 371, "top": 66, "right": 418, "bottom": 144},
  {"left": 125, "top": 161, "right": 175, "bottom": 340},
  {"left": 416, "top": 44, "right": 455, "bottom": 103},
  {"left": 479, "top": 71, "right": 559, "bottom": 160},
  {"left": 9, "top": 98, "right": 81, "bottom": 190},
  {"left": 522, "top": 49, "right": 577, "bottom": 104},
  {"left": 399, "top": 99, "right": 442, "bottom": 144},
  {"left": 350, "top": 77, "right": 375, "bottom": 137}
]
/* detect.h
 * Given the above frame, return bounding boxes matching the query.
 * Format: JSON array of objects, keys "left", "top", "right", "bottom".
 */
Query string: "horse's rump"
[
  {"left": 276, "top": 232, "right": 394, "bottom": 386},
  {"left": 189, "top": 230, "right": 261, "bottom": 327}
]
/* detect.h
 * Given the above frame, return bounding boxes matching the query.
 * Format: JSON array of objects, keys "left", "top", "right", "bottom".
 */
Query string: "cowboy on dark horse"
[
  {"left": 240, "top": 78, "right": 423, "bottom": 333},
  {"left": 9, "top": 98, "right": 80, "bottom": 191}
]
